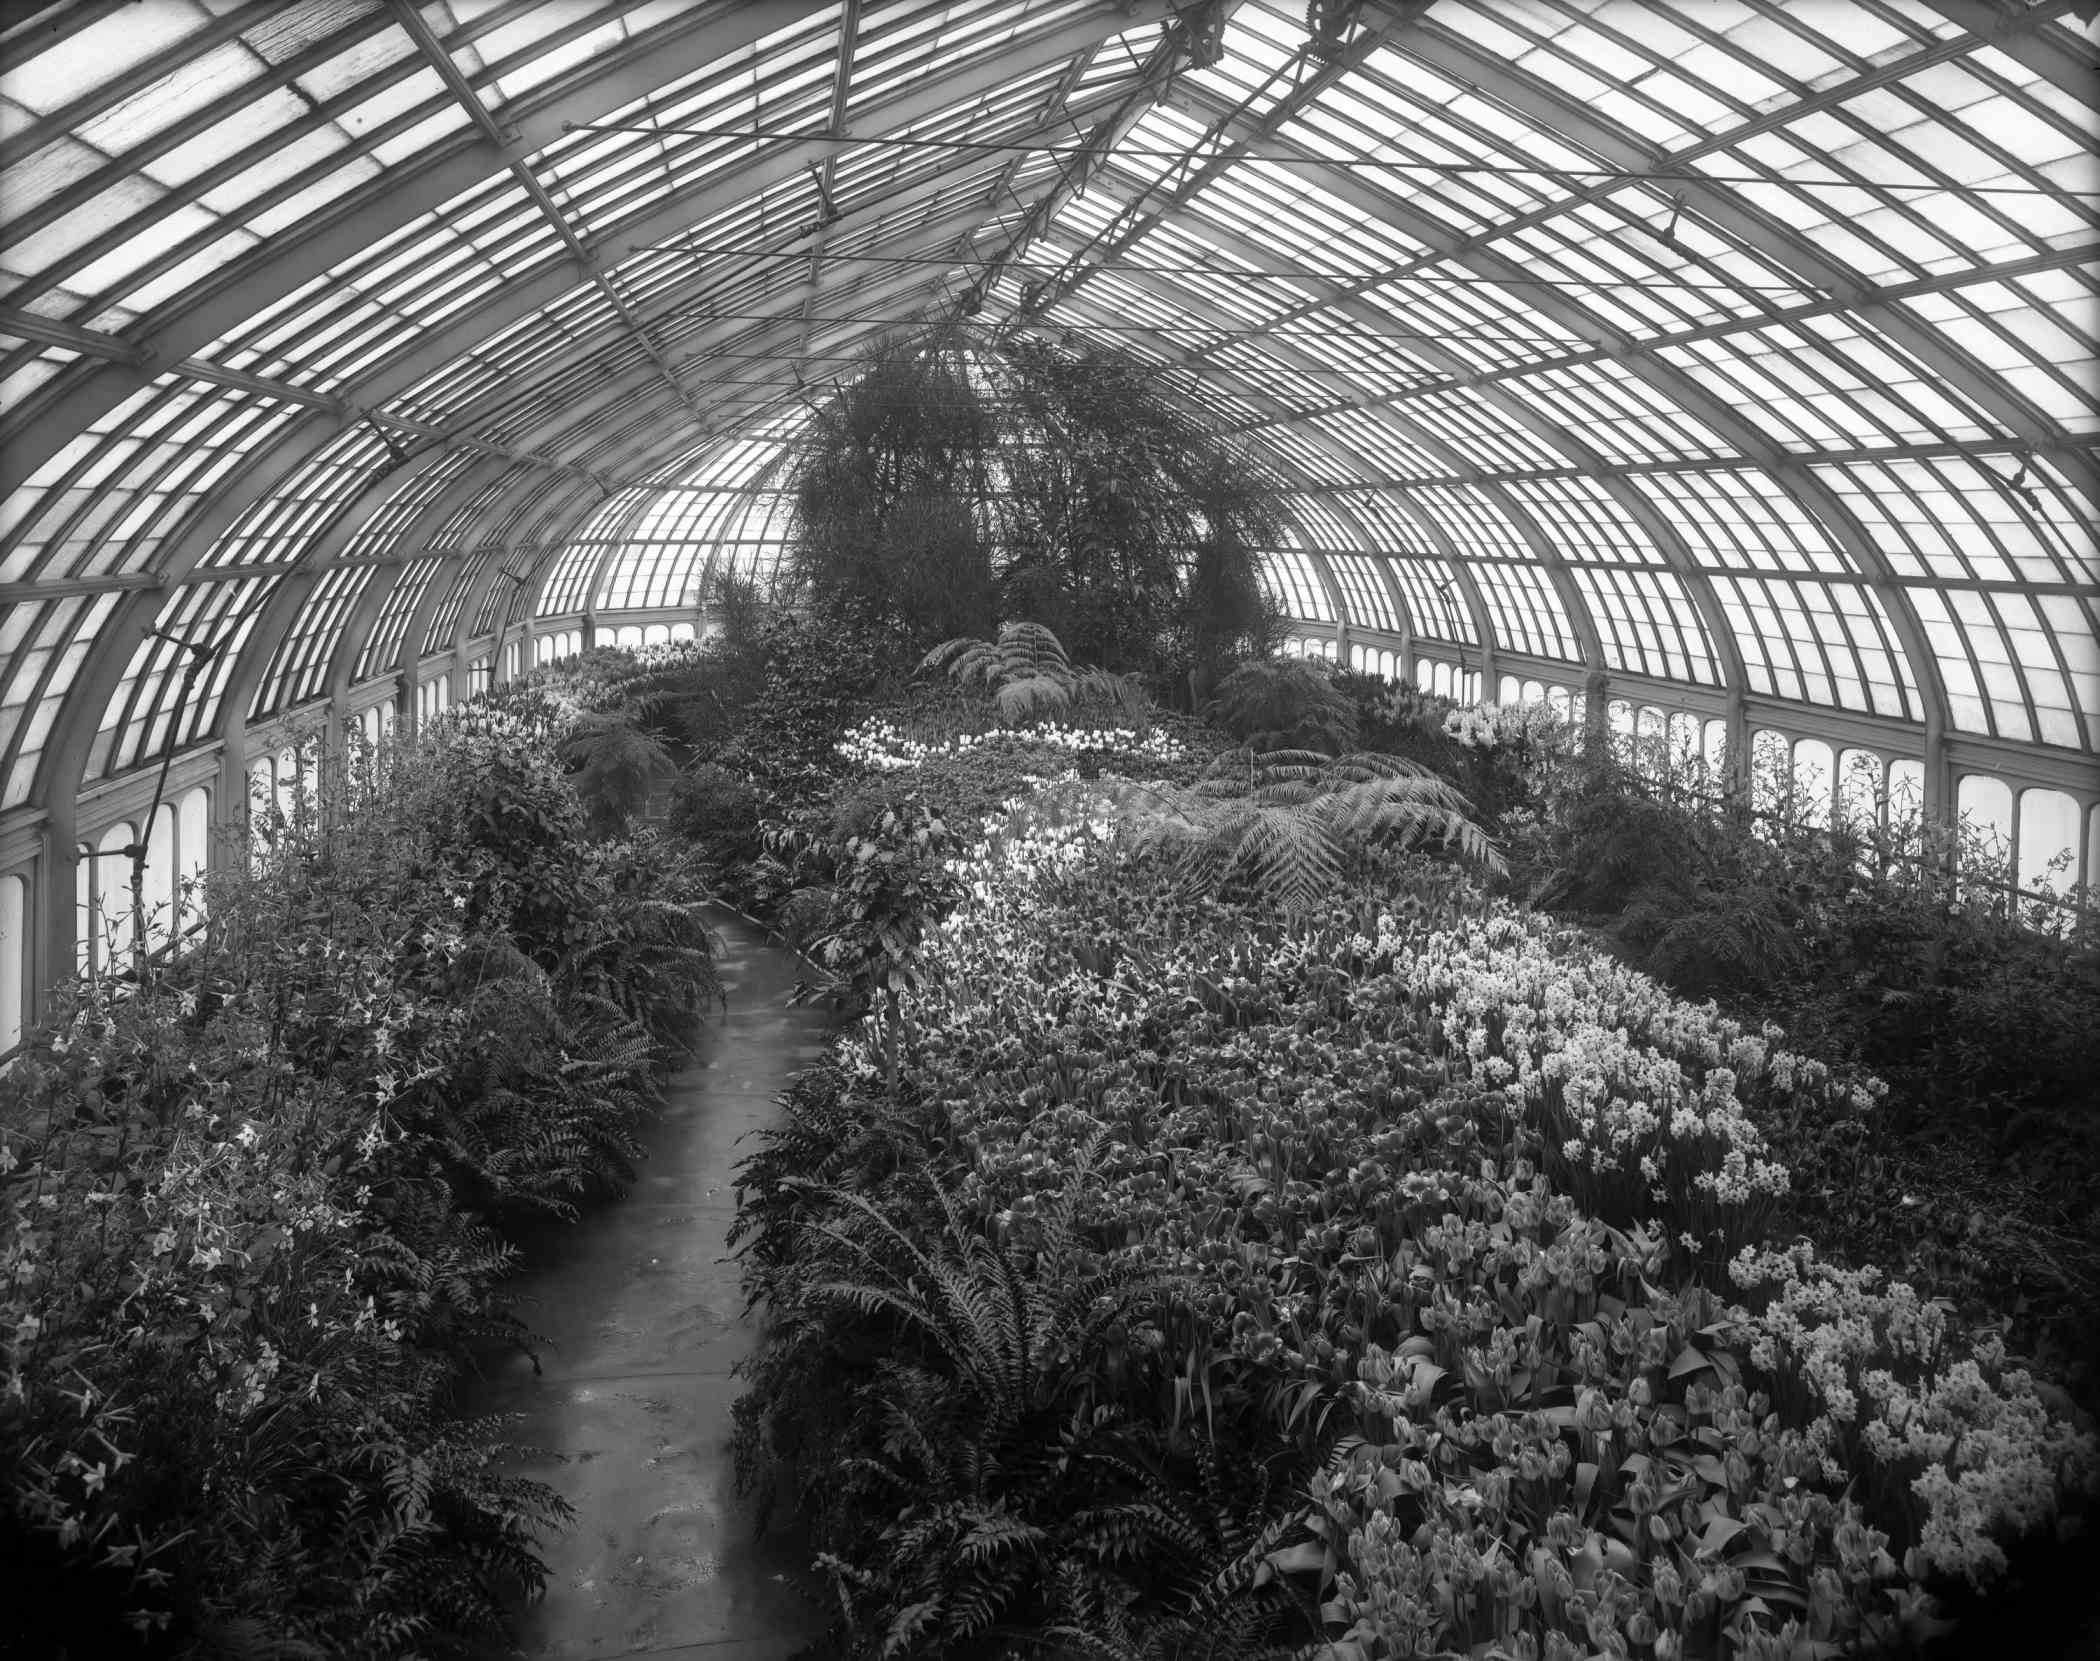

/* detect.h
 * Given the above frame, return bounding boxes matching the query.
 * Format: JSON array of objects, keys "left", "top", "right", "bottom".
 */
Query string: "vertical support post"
[
  {"left": 37, "top": 803, "right": 78, "bottom": 1022},
  {"left": 1583, "top": 667, "right": 1611, "bottom": 760},
  {"left": 1726, "top": 681, "right": 1752, "bottom": 804},
  {"left": 219, "top": 715, "right": 251, "bottom": 842}
]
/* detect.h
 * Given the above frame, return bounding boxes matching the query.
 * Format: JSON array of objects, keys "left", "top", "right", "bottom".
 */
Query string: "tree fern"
[
  {"left": 558, "top": 709, "right": 674, "bottom": 833},
  {"left": 1016, "top": 746, "right": 1504, "bottom": 916},
  {"left": 1207, "top": 658, "right": 1358, "bottom": 754},
  {"left": 920, "top": 621, "right": 1148, "bottom": 728}
]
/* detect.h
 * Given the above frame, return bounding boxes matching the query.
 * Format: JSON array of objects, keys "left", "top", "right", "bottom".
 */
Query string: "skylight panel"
[
  {"left": 490, "top": 15, "right": 630, "bottom": 102},
  {"left": 1328, "top": 552, "right": 1400, "bottom": 631},
  {"left": 370, "top": 105, "right": 474, "bottom": 169},
  {"left": 82, "top": 40, "right": 270, "bottom": 159},
  {"left": 1720, "top": 13, "right": 1843, "bottom": 87},
  {"left": 1798, "top": 2, "right": 1916, "bottom": 62},
  {"left": 1656, "top": 38, "right": 1783, "bottom": 112},
  {"left": 1316, "top": 409, "right": 1441, "bottom": 479},
  {"left": 7, "top": 4, "right": 210, "bottom": 121},
  {"left": 294, "top": 21, "right": 421, "bottom": 103}
]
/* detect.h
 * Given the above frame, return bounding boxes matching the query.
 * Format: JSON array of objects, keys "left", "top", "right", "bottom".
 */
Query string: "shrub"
[
  {"left": 668, "top": 762, "right": 765, "bottom": 869},
  {"left": 1209, "top": 658, "right": 1359, "bottom": 755},
  {"left": 1016, "top": 746, "right": 1504, "bottom": 917},
  {"left": 1, "top": 686, "right": 718, "bottom": 1656}
]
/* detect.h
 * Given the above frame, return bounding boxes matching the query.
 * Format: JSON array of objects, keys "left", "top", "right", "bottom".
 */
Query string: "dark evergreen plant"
[
  {"left": 779, "top": 333, "right": 1286, "bottom": 698},
  {"left": 784, "top": 337, "right": 999, "bottom": 648}
]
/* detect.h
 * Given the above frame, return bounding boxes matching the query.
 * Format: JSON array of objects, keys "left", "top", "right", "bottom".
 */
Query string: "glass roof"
[{"left": 1, "top": 0, "right": 2095, "bottom": 822}]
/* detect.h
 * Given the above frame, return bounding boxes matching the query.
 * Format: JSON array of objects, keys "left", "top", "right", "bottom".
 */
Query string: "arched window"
[
  {"left": 78, "top": 820, "right": 135, "bottom": 977},
  {"left": 2017, "top": 788, "right": 2081, "bottom": 900},
  {"left": 1, "top": 870, "right": 27, "bottom": 1054},
  {"left": 1835, "top": 749, "right": 1883, "bottom": 834},
  {"left": 1956, "top": 773, "right": 2015, "bottom": 896},
  {"left": 1792, "top": 738, "right": 1835, "bottom": 829}
]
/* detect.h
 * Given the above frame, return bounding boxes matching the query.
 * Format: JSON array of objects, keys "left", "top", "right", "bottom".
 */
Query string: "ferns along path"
[{"left": 463, "top": 915, "right": 835, "bottom": 1659}]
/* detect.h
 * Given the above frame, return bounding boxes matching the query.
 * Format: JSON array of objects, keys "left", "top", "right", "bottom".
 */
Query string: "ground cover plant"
[
  {"left": 1496, "top": 734, "right": 2100, "bottom": 1408},
  {"left": 1, "top": 688, "right": 719, "bottom": 1658},
  {"left": 1298, "top": 677, "right": 2099, "bottom": 1414},
  {"left": 728, "top": 719, "right": 2098, "bottom": 1660}
]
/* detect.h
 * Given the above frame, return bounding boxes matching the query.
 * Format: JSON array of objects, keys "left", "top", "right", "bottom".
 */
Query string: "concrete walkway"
[{"left": 474, "top": 916, "right": 835, "bottom": 1661}]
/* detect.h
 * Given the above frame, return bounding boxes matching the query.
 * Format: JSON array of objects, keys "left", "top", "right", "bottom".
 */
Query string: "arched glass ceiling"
[{"left": 1, "top": 0, "right": 2095, "bottom": 831}]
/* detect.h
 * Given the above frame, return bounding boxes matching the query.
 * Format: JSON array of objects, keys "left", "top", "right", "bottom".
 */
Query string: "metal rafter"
[
  {"left": 1, "top": 2, "right": 1177, "bottom": 603},
  {"left": 0, "top": 306, "right": 615, "bottom": 489},
  {"left": 0, "top": 5, "right": 401, "bottom": 260},
  {"left": 1395, "top": 26, "right": 2099, "bottom": 493},
  {"left": 1008, "top": 2, "right": 1428, "bottom": 329},
  {"left": 1101, "top": 77, "right": 1959, "bottom": 779},
  {"left": 796, "top": 0, "right": 862, "bottom": 361},
  {"left": 931, "top": 4, "right": 1220, "bottom": 333},
  {"left": 1901, "top": 0, "right": 2099, "bottom": 111},
  {"left": 1038, "top": 209, "right": 1731, "bottom": 689},
  {"left": 0, "top": 0, "right": 840, "bottom": 495},
  {"left": 385, "top": 0, "right": 711, "bottom": 440},
  {"left": 1014, "top": 275, "right": 1611, "bottom": 668}
]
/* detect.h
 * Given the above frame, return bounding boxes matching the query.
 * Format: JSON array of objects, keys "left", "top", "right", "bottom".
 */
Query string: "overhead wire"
[
  {"left": 566, "top": 120, "right": 2100, "bottom": 198},
  {"left": 624, "top": 235, "right": 2093, "bottom": 301}
]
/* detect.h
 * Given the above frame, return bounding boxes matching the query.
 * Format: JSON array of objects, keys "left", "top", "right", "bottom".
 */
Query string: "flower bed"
[
  {"left": 836, "top": 713, "right": 1194, "bottom": 772},
  {"left": 735, "top": 764, "right": 2096, "bottom": 1659}
]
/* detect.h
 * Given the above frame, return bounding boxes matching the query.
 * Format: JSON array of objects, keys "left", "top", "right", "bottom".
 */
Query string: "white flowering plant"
[
  {"left": 1, "top": 682, "right": 717, "bottom": 1654},
  {"left": 730, "top": 738, "right": 2094, "bottom": 1659},
  {"left": 837, "top": 713, "right": 1192, "bottom": 774}
]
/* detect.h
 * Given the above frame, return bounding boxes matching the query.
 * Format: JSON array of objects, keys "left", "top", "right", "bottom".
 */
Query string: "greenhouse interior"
[{"left": 3, "top": 0, "right": 2099, "bottom": 1656}]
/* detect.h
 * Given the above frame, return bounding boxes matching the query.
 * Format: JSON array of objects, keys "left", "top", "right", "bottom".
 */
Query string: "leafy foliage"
[
  {"left": 785, "top": 336, "right": 1000, "bottom": 648},
  {"left": 919, "top": 620, "right": 1149, "bottom": 728},
  {"left": 1024, "top": 746, "right": 1504, "bottom": 916},
  {"left": 1506, "top": 744, "right": 2100, "bottom": 1401},
  {"left": 723, "top": 724, "right": 2094, "bottom": 1661},
  {"left": 735, "top": 1138, "right": 1308, "bottom": 1661},
  {"left": 781, "top": 334, "right": 1286, "bottom": 695},
  {"left": 667, "top": 762, "right": 765, "bottom": 870},
  {"left": 990, "top": 337, "right": 1283, "bottom": 690},
  {"left": 1207, "top": 658, "right": 1360, "bottom": 755},
  {"left": 559, "top": 708, "right": 674, "bottom": 835},
  {"left": 1, "top": 686, "right": 720, "bottom": 1658}
]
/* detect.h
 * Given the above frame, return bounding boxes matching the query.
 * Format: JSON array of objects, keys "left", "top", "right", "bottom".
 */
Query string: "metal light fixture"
[{"left": 1306, "top": 0, "right": 1363, "bottom": 61}]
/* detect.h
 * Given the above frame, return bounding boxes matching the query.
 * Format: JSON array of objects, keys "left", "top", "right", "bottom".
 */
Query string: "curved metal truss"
[{"left": 1, "top": 0, "right": 2096, "bottom": 1021}]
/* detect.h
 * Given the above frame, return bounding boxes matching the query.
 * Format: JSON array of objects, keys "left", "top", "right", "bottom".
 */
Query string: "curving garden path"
[{"left": 474, "top": 916, "right": 834, "bottom": 1661}]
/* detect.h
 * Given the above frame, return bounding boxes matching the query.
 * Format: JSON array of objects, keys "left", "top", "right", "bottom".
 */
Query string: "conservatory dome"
[{"left": 1, "top": 0, "right": 2096, "bottom": 1043}]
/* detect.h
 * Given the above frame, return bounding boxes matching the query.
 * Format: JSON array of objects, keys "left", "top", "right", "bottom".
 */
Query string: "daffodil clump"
[{"left": 1378, "top": 910, "right": 1875, "bottom": 1266}]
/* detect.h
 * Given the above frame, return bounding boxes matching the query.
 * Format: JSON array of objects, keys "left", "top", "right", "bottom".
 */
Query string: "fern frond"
[
  {"left": 996, "top": 673, "right": 1075, "bottom": 724},
  {"left": 996, "top": 620, "right": 1072, "bottom": 682}
]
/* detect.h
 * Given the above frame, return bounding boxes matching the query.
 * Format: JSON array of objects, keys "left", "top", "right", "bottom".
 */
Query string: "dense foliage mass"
[
  {"left": 611, "top": 629, "right": 2097, "bottom": 1661},
  {"left": 1, "top": 689, "right": 719, "bottom": 1658},
  {"left": 726, "top": 792, "right": 2095, "bottom": 1658},
  {"left": 778, "top": 335, "right": 1286, "bottom": 697}
]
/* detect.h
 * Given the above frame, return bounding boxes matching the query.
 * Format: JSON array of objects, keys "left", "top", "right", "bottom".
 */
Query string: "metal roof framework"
[{"left": 1, "top": 0, "right": 2096, "bottom": 1000}]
